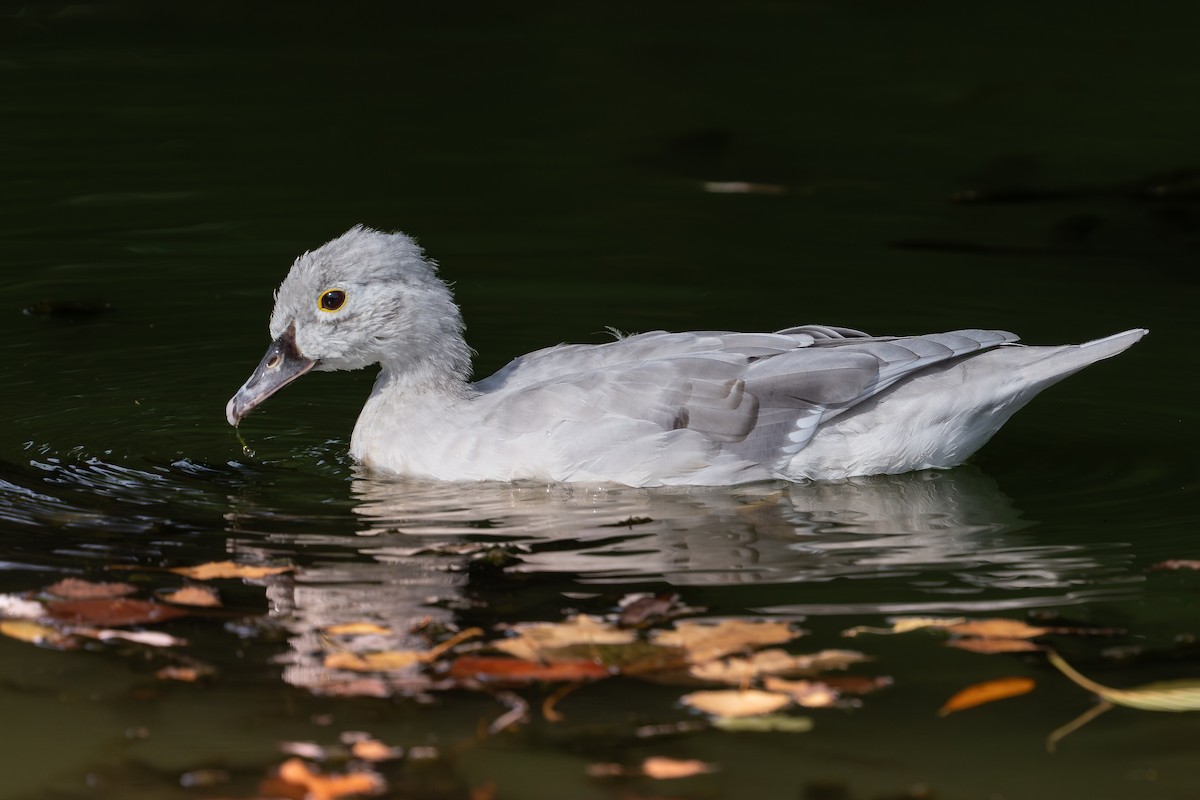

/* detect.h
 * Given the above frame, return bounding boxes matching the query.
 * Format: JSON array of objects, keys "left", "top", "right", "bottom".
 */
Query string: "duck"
[{"left": 226, "top": 225, "right": 1146, "bottom": 487}]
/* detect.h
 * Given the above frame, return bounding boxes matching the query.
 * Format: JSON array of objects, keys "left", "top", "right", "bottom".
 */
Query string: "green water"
[{"left": 2, "top": 3, "right": 1199, "bottom": 798}]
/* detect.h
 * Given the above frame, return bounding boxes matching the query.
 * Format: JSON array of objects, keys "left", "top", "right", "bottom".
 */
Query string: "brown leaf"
[
  {"left": 169, "top": 561, "right": 292, "bottom": 580},
  {"left": 653, "top": 620, "right": 799, "bottom": 663},
  {"left": 276, "top": 758, "right": 384, "bottom": 800},
  {"left": 947, "top": 637, "right": 1044, "bottom": 655},
  {"left": 46, "top": 598, "right": 186, "bottom": 627},
  {"left": 689, "top": 648, "right": 869, "bottom": 684},
  {"left": 45, "top": 578, "right": 136, "bottom": 599},
  {"left": 938, "top": 677, "right": 1036, "bottom": 716},
  {"left": 448, "top": 655, "right": 611, "bottom": 683},
  {"left": 680, "top": 688, "right": 792, "bottom": 718},
  {"left": 946, "top": 619, "right": 1049, "bottom": 640},
  {"left": 161, "top": 585, "right": 221, "bottom": 607},
  {"left": 1149, "top": 559, "right": 1200, "bottom": 571},
  {"left": 156, "top": 665, "right": 209, "bottom": 681},
  {"left": 821, "top": 674, "right": 894, "bottom": 695}
]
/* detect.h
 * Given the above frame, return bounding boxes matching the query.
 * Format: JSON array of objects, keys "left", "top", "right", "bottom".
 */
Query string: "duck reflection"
[{"left": 216, "top": 466, "right": 1133, "bottom": 693}]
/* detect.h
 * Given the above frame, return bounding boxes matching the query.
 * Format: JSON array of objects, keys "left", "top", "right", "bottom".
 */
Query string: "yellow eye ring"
[{"left": 319, "top": 289, "right": 347, "bottom": 312}]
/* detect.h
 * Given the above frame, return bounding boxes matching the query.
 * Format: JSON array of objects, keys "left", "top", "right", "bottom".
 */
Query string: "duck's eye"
[{"left": 319, "top": 289, "right": 347, "bottom": 312}]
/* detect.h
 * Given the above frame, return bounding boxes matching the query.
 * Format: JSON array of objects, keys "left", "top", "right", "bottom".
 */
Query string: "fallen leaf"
[
  {"left": 46, "top": 598, "right": 187, "bottom": 626},
  {"left": 689, "top": 648, "right": 869, "bottom": 684},
  {"left": 169, "top": 561, "right": 292, "bottom": 580},
  {"left": 495, "top": 615, "right": 635, "bottom": 662},
  {"left": 46, "top": 578, "right": 136, "bottom": 599},
  {"left": 87, "top": 628, "right": 187, "bottom": 647},
  {"left": 1047, "top": 649, "right": 1200, "bottom": 712},
  {"left": 156, "top": 665, "right": 207, "bottom": 681},
  {"left": 712, "top": 713, "right": 814, "bottom": 733},
  {"left": 0, "top": 619, "right": 75, "bottom": 649},
  {"left": 821, "top": 674, "right": 894, "bottom": 695},
  {"left": 947, "top": 637, "right": 1043, "bottom": 655},
  {"left": 641, "top": 757, "right": 716, "bottom": 779},
  {"left": 350, "top": 738, "right": 401, "bottom": 763},
  {"left": 938, "top": 677, "right": 1036, "bottom": 716},
  {"left": 325, "top": 622, "right": 393, "bottom": 636},
  {"left": 680, "top": 689, "right": 792, "bottom": 718},
  {"left": 161, "top": 585, "right": 221, "bottom": 607},
  {"left": 448, "top": 656, "right": 611, "bottom": 683},
  {"left": 762, "top": 678, "right": 839, "bottom": 708},
  {"left": 1149, "top": 559, "right": 1200, "bottom": 571},
  {"left": 947, "top": 619, "right": 1049, "bottom": 640},
  {"left": 653, "top": 620, "right": 799, "bottom": 663},
  {"left": 276, "top": 757, "right": 384, "bottom": 800},
  {"left": 325, "top": 650, "right": 423, "bottom": 672},
  {"left": 843, "top": 616, "right": 965, "bottom": 636}
]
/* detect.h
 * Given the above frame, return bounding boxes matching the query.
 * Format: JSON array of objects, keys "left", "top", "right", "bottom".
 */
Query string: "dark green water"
[{"left": 2, "top": 3, "right": 1199, "bottom": 798}]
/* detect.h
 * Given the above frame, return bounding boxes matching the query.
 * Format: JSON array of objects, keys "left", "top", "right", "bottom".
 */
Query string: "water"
[{"left": 3, "top": 2, "right": 1199, "bottom": 798}]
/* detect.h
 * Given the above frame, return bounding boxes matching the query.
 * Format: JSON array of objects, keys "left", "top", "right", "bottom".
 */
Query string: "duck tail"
[{"left": 1013, "top": 328, "right": 1148, "bottom": 386}]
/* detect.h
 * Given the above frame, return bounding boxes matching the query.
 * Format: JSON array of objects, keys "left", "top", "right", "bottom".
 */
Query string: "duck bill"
[{"left": 225, "top": 326, "right": 317, "bottom": 426}]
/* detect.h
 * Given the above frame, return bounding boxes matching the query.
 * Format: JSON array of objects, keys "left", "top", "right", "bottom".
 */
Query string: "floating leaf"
[
  {"left": 843, "top": 616, "right": 965, "bottom": 636},
  {"left": 947, "top": 637, "right": 1043, "bottom": 655},
  {"left": 448, "top": 655, "right": 611, "bottom": 683},
  {"left": 946, "top": 619, "right": 1050, "bottom": 640},
  {"left": 1149, "top": 559, "right": 1200, "bottom": 571},
  {"left": 325, "top": 628, "right": 480, "bottom": 673},
  {"left": 712, "top": 713, "right": 814, "bottom": 733},
  {"left": 0, "top": 619, "right": 75, "bottom": 649},
  {"left": 46, "top": 598, "right": 186, "bottom": 627},
  {"left": 938, "top": 677, "right": 1036, "bottom": 716},
  {"left": 495, "top": 615, "right": 635, "bottom": 662},
  {"left": 87, "top": 628, "right": 187, "bottom": 647},
  {"left": 1047, "top": 650, "right": 1200, "bottom": 712},
  {"left": 169, "top": 561, "right": 292, "bottom": 581},
  {"left": 653, "top": 620, "right": 798, "bottom": 663},
  {"left": 690, "top": 648, "right": 869, "bottom": 684},
  {"left": 275, "top": 757, "right": 384, "bottom": 800},
  {"left": 589, "top": 757, "right": 716, "bottom": 780},
  {"left": 762, "top": 678, "right": 839, "bottom": 708},
  {"left": 680, "top": 689, "right": 792, "bottom": 718},
  {"left": 156, "top": 665, "right": 209, "bottom": 682},
  {"left": 45, "top": 578, "right": 136, "bottom": 599},
  {"left": 161, "top": 585, "right": 221, "bottom": 607},
  {"left": 325, "top": 650, "right": 424, "bottom": 672}
]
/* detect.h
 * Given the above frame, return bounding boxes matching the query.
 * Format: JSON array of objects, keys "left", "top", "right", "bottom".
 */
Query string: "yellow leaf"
[
  {"left": 680, "top": 689, "right": 792, "bottom": 718},
  {"left": 325, "top": 650, "right": 424, "bottom": 672},
  {"left": 938, "top": 677, "right": 1035, "bottom": 716},
  {"left": 653, "top": 620, "right": 798, "bottom": 663},
  {"left": 169, "top": 561, "right": 292, "bottom": 580},
  {"left": 1047, "top": 650, "right": 1200, "bottom": 712},
  {"left": 0, "top": 619, "right": 72, "bottom": 648},
  {"left": 843, "top": 616, "right": 964, "bottom": 636}
]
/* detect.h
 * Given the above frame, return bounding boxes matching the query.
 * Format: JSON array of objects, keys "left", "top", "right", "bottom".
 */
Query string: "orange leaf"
[
  {"left": 161, "top": 585, "right": 222, "bottom": 607},
  {"left": 946, "top": 619, "right": 1049, "bottom": 640},
  {"left": 169, "top": 561, "right": 292, "bottom": 580},
  {"left": 641, "top": 756, "right": 716, "bottom": 779},
  {"left": 276, "top": 758, "right": 383, "bottom": 800},
  {"left": 947, "top": 637, "right": 1043, "bottom": 655},
  {"left": 938, "top": 677, "right": 1036, "bottom": 716},
  {"left": 448, "top": 655, "right": 611, "bottom": 683}
]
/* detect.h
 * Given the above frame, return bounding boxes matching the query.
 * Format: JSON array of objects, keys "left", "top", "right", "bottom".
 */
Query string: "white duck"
[{"left": 226, "top": 226, "right": 1146, "bottom": 486}]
